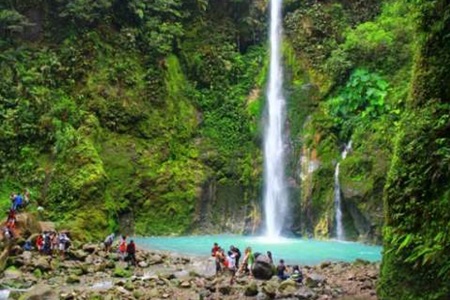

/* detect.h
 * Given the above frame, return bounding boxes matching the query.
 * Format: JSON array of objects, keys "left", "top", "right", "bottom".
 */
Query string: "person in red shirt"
[
  {"left": 36, "top": 234, "right": 44, "bottom": 252},
  {"left": 211, "top": 242, "right": 220, "bottom": 256},
  {"left": 119, "top": 235, "right": 127, "bottom": 261}
]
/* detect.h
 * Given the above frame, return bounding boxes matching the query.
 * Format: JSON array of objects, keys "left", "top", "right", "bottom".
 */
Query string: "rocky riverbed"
[{"left": 0, "top": 243, "right": 379, "bottom": 299}]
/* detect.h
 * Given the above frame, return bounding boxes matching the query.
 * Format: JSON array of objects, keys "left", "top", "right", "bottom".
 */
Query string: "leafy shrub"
[{"left": 326, "top": 69, "right": 389, "bottom": 139}]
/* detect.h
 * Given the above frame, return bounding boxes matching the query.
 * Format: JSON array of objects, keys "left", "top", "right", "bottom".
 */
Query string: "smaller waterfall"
[{"left": 334, "top": 141, "right": 352, "bottom": 240}]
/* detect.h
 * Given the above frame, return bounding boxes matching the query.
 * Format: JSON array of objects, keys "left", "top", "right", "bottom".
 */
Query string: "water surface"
[{"left": 134, "top": 235, "right": 381, "bottom": 266}]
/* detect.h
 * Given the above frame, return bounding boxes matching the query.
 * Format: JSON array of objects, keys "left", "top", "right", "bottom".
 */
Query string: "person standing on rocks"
[
  {"left": 211, "top": 243, "right": 222, "bottom": 275},
  {"left": 36, "top": 234, "right": 44, "bottom": 252},
  {"left": 6, "top": 208, "right": 16, "bottom": 229},
  {"left": 118, "top": 235, "right": 127, "bottom": 261},
  {"left": 230, "top": 245, "right": 241, "bottom": 268},
  {"left": 126, "top": 239, "right": 137, "bottom": 266},
  {"left": 211, "top": 242, "right": 220, "bottom": 256},
  {"left": 227, "top": 251, "right": 237, "bottom": 284},
  {"left": 23, "top": 189, "right": 30, "bottom": 207},
  {"left": 104, "top": 233, "right": 115, "bottom": 252},
  {"left": 267, "top": 251, "right": 274, "bottom": 264},
  {"left": 239, "top": 247, "right": 255, "bottom": 278},
  {"left": 12, "top": 192, "right": 23, "bottom": 211},
  {"left": 58, "top": 232, "right": 70, "bottom": 259}
]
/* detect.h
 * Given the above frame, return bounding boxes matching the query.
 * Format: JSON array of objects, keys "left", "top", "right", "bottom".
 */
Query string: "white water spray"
[
  {"left": 264, "top": 0, "right": 288, "bottom": 238},
  {"left": 334, "top": 141, "right": 352, "bottom": 240}
]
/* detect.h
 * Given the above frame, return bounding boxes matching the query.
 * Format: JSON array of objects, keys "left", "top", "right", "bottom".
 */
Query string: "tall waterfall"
[
  {"left": 263, "top": 0, "right": 288, "bottom": 238},
  {"left": 334, "top": 141, "right": 352, "bottom": 240}
]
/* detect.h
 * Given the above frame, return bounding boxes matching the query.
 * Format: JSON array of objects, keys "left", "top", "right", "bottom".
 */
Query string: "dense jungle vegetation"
[{"left": 1, "top": 0, "right": 449, "bottom": 298}]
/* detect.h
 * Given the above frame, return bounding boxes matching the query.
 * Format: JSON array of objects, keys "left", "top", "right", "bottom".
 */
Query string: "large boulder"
[{"left": 252, "top": 255, "right": 274, "bottom": 280}]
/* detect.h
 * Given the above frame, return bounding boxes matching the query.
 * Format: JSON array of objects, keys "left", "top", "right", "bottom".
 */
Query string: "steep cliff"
[
  {"left": 0, "top": 0, "right": 266, "bottom": 239},
  {"left": 378, "top": 0, "right": 450, "bottom": 298}
]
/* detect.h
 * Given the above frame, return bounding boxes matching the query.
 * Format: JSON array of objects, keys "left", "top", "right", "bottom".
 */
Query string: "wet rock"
[{"left": 244, "top": 280, "right": 259, "bottom": 297}]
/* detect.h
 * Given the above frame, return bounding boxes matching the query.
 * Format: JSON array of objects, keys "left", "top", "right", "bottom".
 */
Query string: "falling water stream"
[
  {"left": 263, "top": 0, "right": 288, "bottom": 238},
  {"left": 334, "top": 141, "right": 352, "bottom": 240}
]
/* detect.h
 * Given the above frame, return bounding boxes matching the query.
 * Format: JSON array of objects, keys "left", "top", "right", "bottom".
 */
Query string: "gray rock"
[
  {"left": 82, "top": 243, "right": 99, "bottom": 253},
  {"left": 34, "top": 256, "right": 51, "bottom": 271},
  {"left": 85, "top": 254, "right": 94, "bottom": 264},
  {"left": 66, "top": 274, "right": 80, "bottom": 284},
  {"left": 148, "top": 288, "right": 160, "bottom": 298},
  {"left": 180, "top": 280, "right": 191, "bottom": 288},
  {"left": 218, "top": 284, "right": 231, "bottom": 295},
  {"left": 262, "top": 281, "right": 277, "bottom": 297},
  {"left": 278, "top": 279, "right": 297, "bottom": 292},
  {"left": 4, "top": 267, "right": 22, "bottom": 279},
  {"left": 138, "top": 261, "right": 148, "bottom": 268},
  {"left": 149, "top": 254, "right": 163, "bottom": 265},
  {"left": 252, "top": 256, "right": 274, "bottom": 280},
  {"left": 256, "top": 292, "right": 271, "bottom": 300},
  {"left": 174, "top": 270, "right": 190, "bottom": 280},
  {"left": 71, "top": 249, "right": 89, "bottom": 261},
  {"left": 295, "top": 286, "right": 316, "bottom": 299},
  {"left": 305, "top": 273, "right": 326, "bottom": 288},
  {"left": 21, "top": 284, "right": 57, "bottom": 300}
]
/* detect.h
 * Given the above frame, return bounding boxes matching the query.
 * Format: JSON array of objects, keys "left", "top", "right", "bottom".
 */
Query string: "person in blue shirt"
[{"left": 13, "top": 193, "right": 23, "bottom": 210}]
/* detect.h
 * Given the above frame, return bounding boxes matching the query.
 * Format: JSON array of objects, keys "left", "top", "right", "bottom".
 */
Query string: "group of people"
[
  {"left": 2, "top": 189, "right": 31, "bottom": 240},
  {"left": 275, "top": 259, "right": 303, "bottom": 283},
  {"left": 104, "top": 233, "right": 137, "bottom": 266},
  {"left": 211, "top": 242, "right": 303, "bottom": 284},
  {"left": 34, "top": 231, "right": 71, "bottom": 258}
]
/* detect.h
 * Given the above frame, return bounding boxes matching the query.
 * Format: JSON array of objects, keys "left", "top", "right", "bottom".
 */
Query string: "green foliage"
[
  {"left": 0, "top": 8, "right": 32, "bottom": 40},
  {"left": 380, "top": 105, "right": 450, "bottom": 299},
  {"left": 332, "top": 1, "right": 417, "bottom": 75},
  {"left": 326, "top": 69, "right": 390, "bottom": 139},
  {"left": 379, "top": 1, "right": 450, "bottom": 297},
  {"left": 57, "top": 0, "right": 114, "bottom": 26},
  {"left": 285, "top": 2, "right": 349, "bottom": 71}
]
